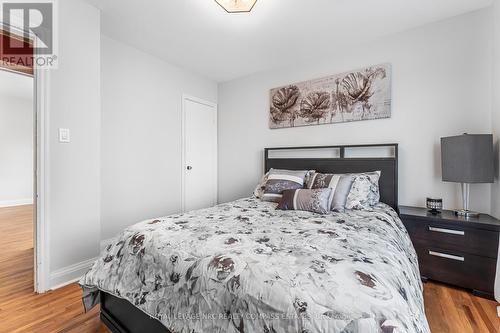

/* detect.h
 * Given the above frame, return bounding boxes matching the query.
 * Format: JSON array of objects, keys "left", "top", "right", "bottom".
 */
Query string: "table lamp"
[{"left": 441, "top": 134, "right": 494, "bottom": 218}]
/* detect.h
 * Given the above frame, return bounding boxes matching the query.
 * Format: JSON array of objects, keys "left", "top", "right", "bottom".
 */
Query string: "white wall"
[
  {"left": 47, "top": 0, "right": 101, "bottom": 287},
  {"left": 492, "top": 1, "right": 500, "bottom": 219},
  {"left": 100, "top": 36, "right": 217, "bottom": 241},
  {"left": 218, "top": 9, "right": 493, "bottom": 213},
  {"left": 0, "top": 85, "right": 33, "bottom": 206}
]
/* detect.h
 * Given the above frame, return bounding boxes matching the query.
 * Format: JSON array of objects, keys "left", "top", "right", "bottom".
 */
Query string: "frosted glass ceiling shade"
[
  {"left": 215, "top": 0, "right": 257, "bottom": 13},
  {"left": 441, "top": 134, "right": 494, "bottom": 184}
]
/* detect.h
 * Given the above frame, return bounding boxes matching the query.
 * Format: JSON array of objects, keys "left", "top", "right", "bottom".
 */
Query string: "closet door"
[{"left": 182, "top": 96, "right": 217, "bottom": 212}]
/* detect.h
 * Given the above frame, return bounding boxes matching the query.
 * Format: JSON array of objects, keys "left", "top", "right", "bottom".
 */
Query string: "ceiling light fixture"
[{"left": 215, "top": 0, "right": 257, "bottom": 13}]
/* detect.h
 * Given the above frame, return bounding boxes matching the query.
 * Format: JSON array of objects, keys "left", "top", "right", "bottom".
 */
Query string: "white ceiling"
[
  {"left": 87, "top": 0, "right": 493, "bottom": 82},
  {"left": 0, "top": 70, "right": 33, "bottom": 100}
]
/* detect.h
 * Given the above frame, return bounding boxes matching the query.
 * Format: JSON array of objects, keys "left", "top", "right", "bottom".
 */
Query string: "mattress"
[{"left": 80, "top": 197, "right": 430, "bottom": 333}]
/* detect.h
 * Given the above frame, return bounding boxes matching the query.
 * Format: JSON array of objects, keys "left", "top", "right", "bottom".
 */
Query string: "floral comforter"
[{"left": 80, "top": 197, "right": 430, "bottom": 333}]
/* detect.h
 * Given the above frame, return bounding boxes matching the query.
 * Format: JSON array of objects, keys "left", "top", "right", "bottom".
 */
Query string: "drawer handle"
[
  {"left": 429, "top": 250, "right": 465, "bottom": 262},
  {"left": 429, "top": 227, "right": 464, "bottom": 236}
]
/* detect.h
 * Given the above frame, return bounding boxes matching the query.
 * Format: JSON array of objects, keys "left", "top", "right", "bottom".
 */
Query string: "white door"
[{"left": 182, "top": 96, "right": 217, "bottom": 212}]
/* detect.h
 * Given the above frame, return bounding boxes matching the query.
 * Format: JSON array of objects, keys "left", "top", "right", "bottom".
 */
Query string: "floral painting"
[{"left": 269, "top": 64, "right": 392, "bottom": 129}]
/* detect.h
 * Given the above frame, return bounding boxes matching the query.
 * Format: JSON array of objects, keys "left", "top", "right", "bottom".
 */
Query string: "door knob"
[{"left": 187, "top": 166, "right": 193, "bottom": 170}]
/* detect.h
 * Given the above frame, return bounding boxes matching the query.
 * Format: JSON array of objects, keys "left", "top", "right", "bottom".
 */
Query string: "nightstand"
[{"left": 400, "top": 206, "right": 500, "bottom": 299}]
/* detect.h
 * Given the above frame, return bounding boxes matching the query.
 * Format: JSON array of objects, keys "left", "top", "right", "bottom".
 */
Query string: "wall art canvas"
[{"left": 269, "top": 63, "right": 392, "bottom": 129}]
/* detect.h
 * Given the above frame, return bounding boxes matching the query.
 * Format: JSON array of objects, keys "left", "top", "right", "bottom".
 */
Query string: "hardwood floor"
[
  {"left": 0, "top": 205, "right": 499, "bottom": 332},
  {"left": 0, "top": 205, "right": 109, "bottom": 333},
  {"left": 424, "top": 281, "right": 500, "bottom": 332}
]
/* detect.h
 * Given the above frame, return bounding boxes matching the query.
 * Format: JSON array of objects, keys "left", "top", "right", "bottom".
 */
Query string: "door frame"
[
  {"left": 181, "top": 94, "right": 218, "bottom": 213},
  {"left": 34, "top": 65, "right": 50, "bottom": 293},
  {"left": 1, "top": 21, "right": 51, "bottom": 293}
]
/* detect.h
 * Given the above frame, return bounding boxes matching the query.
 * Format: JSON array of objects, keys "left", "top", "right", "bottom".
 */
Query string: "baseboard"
[
  {"left": 49, "top": 240, "right": 113, "bottom": 290},
  {"left": 49, "top": 257, "right": 97, "bottom": 290},
  {"left": 0, "top": 198, "right": 33, "bottom": 208}
]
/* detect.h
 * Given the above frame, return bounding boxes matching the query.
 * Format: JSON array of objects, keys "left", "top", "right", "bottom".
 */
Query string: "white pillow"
[
  {"left": 345, "top": 171, "right": 381, "bottom": 210},
  {"left": 253, "top": 172, "right": 269, "bottom": 198}
]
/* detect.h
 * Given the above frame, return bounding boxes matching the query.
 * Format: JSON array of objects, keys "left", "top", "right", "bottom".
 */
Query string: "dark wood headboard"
[{"left": 264, "top": 144, "right": 399, "bottom": 210}]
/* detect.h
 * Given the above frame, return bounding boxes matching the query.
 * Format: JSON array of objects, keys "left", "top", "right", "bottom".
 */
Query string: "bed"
[{"left": 80, "top": 144, "right": 431, "bottom": 333}]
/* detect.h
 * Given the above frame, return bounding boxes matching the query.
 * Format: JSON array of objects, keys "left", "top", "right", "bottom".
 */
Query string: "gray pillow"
[
  {"left": 345, "top": 171, "right": 381, "bottom": 210},
  {"left": 262, "top": 169, "right": 309, "bottom": 202},
  {"left": 276, "top": 188, "right": 333, "bottom": 214},
  {"left": 307, "top": 173, "right": 354, "bottom": 212}
]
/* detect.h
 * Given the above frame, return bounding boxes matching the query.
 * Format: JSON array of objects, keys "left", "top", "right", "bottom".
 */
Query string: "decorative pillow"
[
  {"left": 262, "top": 169, "right": 309, "bottom": 202},
  {"left": 253, "top": 172, "right": 269, "bottom": 198},
  {"left": 307, "top": 173, "right": 354, "bottom": 212},
  {"left": 345, "top": 171, "right": 381, "bottom": 210},
  {"left": 276, "top": 188, "right": 333, "bottom": 214},
  {"left": 254, "top": 170, "right": 315, "bottom": 199},
  {"left": 303, "top": 169, "right": 316, "bottom": 189}
]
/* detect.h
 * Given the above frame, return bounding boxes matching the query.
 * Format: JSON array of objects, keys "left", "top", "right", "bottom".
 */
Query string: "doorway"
[
  {"left": 181, "top": 95, "right": 218, "bottom": 212},
  {"left": 1, "top": 20, "right": 49, "bottom": 293},
  {"left": 0, "top": 68, "right": 35, "bottom": 296}
]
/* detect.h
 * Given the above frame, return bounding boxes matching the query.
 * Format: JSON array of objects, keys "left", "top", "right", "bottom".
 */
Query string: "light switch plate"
[{"left": 58, "top": 128, "right": 70, "bottom": 143}]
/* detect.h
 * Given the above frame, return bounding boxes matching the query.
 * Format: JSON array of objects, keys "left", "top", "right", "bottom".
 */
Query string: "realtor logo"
[{"left": 1, "top": 0, "right": 58, "bottom": 68}]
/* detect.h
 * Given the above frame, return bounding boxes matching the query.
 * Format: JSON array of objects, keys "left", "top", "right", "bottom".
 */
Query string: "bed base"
[{"left": 100, "top": 292, "right": 170, "bottom": 333}]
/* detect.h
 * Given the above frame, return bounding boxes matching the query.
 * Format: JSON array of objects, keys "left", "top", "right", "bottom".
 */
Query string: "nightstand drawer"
[
  {"left": 404, "top": 219, "right": 499, "bottom": 258},
  {"left": 415, "top": 246, "right": 497, "bottom": 293}
]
